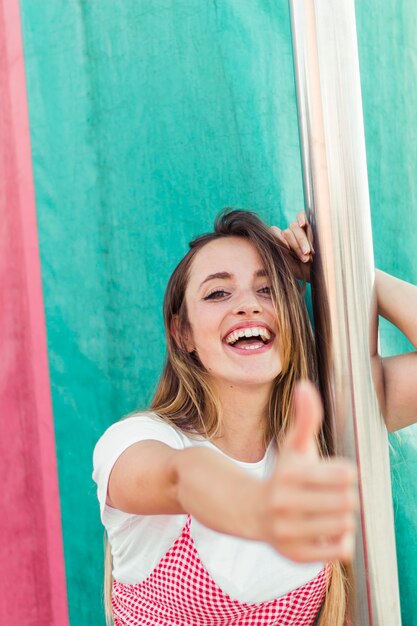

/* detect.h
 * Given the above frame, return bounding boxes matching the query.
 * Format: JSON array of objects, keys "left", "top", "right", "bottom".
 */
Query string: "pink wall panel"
[{"left": 0, "top": 1, "right": 69, "bottom": 624}]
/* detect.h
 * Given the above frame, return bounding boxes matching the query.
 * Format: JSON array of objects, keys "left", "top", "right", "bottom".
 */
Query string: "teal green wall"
[
  {"left": 356, "top": 2, "right": 417, "bottom": 620},
  {"left": 20, "top": 1, "right": 417, "bottom": 624}
]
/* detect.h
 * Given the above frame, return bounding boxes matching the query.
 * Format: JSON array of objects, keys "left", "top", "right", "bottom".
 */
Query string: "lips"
[{"left": 222, "top": 322, "right": 275, "bottom": 354}]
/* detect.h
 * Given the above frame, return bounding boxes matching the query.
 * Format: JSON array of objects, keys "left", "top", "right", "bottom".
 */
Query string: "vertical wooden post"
[{"left": 0, "top": 1, "right": 69, "bottom": 624}]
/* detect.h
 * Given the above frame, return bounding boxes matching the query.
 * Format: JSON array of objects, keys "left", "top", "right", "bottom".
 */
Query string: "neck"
[{"left": 210, "top": 380, "right": 272, "bottom": 462}]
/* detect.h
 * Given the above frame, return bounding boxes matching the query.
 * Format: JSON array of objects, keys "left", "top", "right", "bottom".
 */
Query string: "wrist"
[{"left": 246, "top": 480, "right": 269, "bottom": 543}]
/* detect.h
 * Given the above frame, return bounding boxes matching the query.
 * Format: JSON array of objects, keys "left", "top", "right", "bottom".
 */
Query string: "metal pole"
[{"left": 288, "top": 1, "right": 401, "bottom": 624}]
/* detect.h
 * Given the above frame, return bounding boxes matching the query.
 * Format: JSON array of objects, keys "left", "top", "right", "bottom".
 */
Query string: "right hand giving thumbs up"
[{"left": 257, "top": 380, "right": 358, "bottom": 563}]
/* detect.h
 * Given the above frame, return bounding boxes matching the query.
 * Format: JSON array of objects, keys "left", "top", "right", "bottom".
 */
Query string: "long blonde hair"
[{"left": 104, "top": 209, "right": 348, "bottom": 625}]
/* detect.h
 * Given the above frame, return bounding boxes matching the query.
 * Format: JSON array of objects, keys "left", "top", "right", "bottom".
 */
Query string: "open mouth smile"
[{"left": 223, "top": 325, "right": 275, "bottom": 354}]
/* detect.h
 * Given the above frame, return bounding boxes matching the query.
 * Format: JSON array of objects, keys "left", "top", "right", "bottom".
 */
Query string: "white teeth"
[
  {"left": 241, "top": 343, "right": 263, "bottom": 350},
  {"left": 225, "top": 326, "right": 272, "bottom": 345},
  {"left": 225, "top": 331, "right": 239, "bottom": 344}
]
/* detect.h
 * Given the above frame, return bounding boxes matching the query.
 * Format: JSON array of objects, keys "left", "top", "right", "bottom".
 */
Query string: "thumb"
[{"left": 282, "top": 380, "right": 323, "bottom": 458}]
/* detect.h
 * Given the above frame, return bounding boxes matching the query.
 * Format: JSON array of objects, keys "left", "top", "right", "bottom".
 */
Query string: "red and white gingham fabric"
[{"left": 112, "top": 516, "right": 331, "bottom": 626}]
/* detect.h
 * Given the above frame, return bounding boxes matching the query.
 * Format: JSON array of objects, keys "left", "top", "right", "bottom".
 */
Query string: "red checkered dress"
[{"left": 112, "top": 516, "right": 330, "bottom": 625}]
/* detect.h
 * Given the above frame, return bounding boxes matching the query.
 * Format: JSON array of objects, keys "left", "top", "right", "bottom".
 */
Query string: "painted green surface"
[
  {"left": 356, "top": 3, "right": 417, "bottom": 622},
  {"left": 19, "top": 1, "right": 417, "bottom": 624}
]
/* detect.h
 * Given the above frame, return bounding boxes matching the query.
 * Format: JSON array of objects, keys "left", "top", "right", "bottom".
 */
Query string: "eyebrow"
[{"left": 199, "top": 269, "right": 268, "bottom": 289}]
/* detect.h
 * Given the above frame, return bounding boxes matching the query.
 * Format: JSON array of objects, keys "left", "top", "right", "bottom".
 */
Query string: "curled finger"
[
  {"left": 275, "top": 531, "right": 355, "bottom": 564},
  {"left": 270, "top": 483, "right": 358, "bottom": 516},
  {"left": 270, "top": 226, "right": 290, "bottom": 249},
  {"left": 272, "top": 511, "right": 355, "bottom": 542},
  {"left": 282, "top": 227, "right": 306, "bottom": 260},
  {"left": 297, "top": 211, "right": 307, "bottom": 228},
  {"left": 290, "top": 221, "right": 312, "bottom": 258}
]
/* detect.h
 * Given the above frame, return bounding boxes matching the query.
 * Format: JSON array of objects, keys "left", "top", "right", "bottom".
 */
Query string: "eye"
[
  {"left": 258, "top": 286, "right": 272, "bottom": 295},
  {"left": 203, "top": 289, "right": 230, "bottom": 300}
]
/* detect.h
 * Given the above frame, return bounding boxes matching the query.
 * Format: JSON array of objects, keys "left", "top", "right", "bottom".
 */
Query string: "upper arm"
[
  {"left": 107, "top": 439, "right": 187, "bottom": 515},
  {"left": 376, "top": 271, "right": 417, "bottom": 349},
  {"left": 382, "top": 353, "right": 417, "bottom": 432}
]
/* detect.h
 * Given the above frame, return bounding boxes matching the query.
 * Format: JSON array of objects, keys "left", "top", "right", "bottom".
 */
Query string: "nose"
[{"left": 232, "top": 292, "right": 263, "bottom": 316}]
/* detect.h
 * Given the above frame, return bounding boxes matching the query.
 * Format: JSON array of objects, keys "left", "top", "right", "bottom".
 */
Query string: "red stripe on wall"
[{"left": 0, "top": 1, "right": 69, "bottom": 624}]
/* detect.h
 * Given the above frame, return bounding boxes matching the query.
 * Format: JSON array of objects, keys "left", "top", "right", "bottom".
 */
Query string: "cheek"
[
  {"left": 188, "top": 303, "right": 222, "bottom": 346},
  {"left": 188, "top": 322, "right": 223, "bottom": 371},
  {"left": 192, "top": 331, "right": 221, "bottom": 361}
]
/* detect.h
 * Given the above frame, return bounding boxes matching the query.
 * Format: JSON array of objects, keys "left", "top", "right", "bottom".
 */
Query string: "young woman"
[{"left": 93, "top": 209, "right": 417, "bottom": 626}]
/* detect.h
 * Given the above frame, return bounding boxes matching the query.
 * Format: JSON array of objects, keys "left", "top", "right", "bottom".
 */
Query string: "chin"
[{"left": 227, "top": 371, "right": 280, "bottom": 387}]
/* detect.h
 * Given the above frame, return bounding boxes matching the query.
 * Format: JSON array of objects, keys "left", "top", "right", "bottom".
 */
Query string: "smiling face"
[{"left": 183, "top": 237, "right": 283, "bottom": 392}]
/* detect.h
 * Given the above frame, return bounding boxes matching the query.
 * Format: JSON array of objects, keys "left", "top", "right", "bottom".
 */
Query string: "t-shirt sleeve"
[{"left": 92, "top": 413, "right": 184, "bottom": 520}]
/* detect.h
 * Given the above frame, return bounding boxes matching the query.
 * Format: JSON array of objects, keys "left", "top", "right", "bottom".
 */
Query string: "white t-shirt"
[{"left": 92, "top": 412, "right": 323, "bottom": 604}]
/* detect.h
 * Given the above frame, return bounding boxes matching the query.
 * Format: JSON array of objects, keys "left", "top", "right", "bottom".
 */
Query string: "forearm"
[
  {"left": 376, "top": 269, "right": 417, "bottom": 348},
  {"left": 172, "top": 442, "right": 357, "bottom": 564},
  {"left": 171, "top": 447, "right": 264, "bottom": 541}
]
